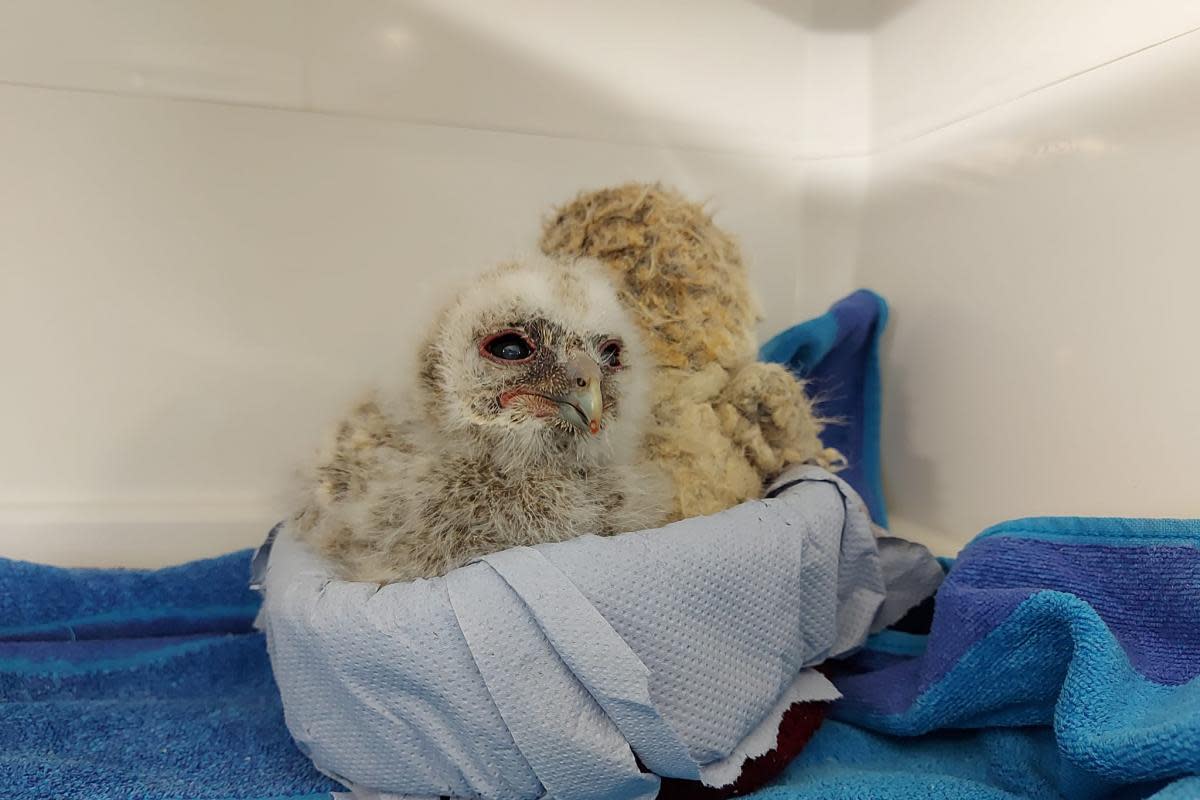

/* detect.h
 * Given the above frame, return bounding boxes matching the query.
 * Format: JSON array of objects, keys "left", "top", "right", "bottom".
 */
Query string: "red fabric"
[{"left": 655, "top": 701, "right": 829, "bottom": 799}]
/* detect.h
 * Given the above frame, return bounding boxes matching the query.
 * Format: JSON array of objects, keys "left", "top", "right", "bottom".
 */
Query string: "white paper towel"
[{"left": 257, "top": 466, "right": 942, "bottom": 799}]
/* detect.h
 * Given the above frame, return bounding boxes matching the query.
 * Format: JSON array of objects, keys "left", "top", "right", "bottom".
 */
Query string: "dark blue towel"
[
  {"left": 761, "top": 289, "right": 889, "bottom": 527},
  {"left": 0, "top": 550, "right": 338, "bottom": 800}
]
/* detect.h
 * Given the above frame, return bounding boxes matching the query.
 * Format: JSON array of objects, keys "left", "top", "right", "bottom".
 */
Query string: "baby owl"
[{"left": 291, "top": 254, "right": 666, "bottom": 583}]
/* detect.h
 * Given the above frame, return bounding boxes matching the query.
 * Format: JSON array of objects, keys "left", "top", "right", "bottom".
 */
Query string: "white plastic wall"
[
  {"left": 2, "top": 2, "right": 1198, "bottom": 566},
  {"left": 856, "top": 1, "right": 1200, "bottom": 552}
]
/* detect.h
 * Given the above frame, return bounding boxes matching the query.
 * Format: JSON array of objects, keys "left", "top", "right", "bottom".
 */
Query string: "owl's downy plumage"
[
  {"left": 292, "top": 254, "right": 666, "bottom": 583},
  {"left": 541, "top": 183, "right": 841, "bottom": 521}
]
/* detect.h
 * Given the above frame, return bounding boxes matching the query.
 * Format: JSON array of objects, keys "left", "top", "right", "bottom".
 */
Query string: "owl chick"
[{"left": 291, "top": 254, "right": 666, "bottom": 583}]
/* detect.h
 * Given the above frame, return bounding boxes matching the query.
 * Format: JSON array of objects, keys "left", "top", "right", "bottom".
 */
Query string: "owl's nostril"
[{"left": 576, "top": 377, "right": 587, "bottom": 388}]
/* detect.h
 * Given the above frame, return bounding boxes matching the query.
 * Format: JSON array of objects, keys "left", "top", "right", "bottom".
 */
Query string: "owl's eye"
[
  {"left": 599, "top": 339, "right": 623, "bottom": 368},
  {"left": 481, "top": 331, "right": 535, "bottom": 363}
]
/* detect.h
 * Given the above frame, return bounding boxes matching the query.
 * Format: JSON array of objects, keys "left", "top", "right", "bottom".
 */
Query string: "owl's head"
[{"left": 418, "top": 253, "right": 652, "bottom": 465}]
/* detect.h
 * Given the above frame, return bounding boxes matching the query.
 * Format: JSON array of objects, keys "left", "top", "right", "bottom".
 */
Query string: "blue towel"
[
  {"left": 0, "top": 551, "right": 338, "bottom": 799},
  {"left": 765, "top": 515, "right": 1200, "bottom": 799},
  {"left": 7, "top": 520, "right": 1198, "bottom": 799},
  {"left": 761, "top": 289, "right": 889, "bottom": 528}
]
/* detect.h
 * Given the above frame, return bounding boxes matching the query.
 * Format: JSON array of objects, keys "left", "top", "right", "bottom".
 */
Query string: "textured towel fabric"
[
  {"left": 8, "top": 517, "right": 1197, "bottom": 800},
  {"left": 771, "top": 515, "right": 1200, "bottom": 799},
  {"left": 760, "top": 289, "right": 888, "bottom": 528},
  {"left": 258, "top": 467, "right": 941, "bottom": 800},
  {"left": 0, "top": 549, "right": 261, "bottom": 641},
  {"left": 758, "top": 722, "right": 1198, "bottom": 800},
  {"left": 0, "top": 551, "right": 338, "bottom": 800}
]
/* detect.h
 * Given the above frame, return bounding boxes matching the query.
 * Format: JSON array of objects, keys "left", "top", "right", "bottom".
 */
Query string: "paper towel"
[{"left": 257, "top": 466, "right": 941, "bottom": 799}]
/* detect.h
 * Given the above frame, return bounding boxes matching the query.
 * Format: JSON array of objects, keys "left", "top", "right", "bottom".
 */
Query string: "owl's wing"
[{"left": 292, "top": 394, "right": 423, "bottom": 581}]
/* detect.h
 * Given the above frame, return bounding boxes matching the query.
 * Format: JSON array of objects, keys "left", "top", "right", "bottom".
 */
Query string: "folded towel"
[
  {"left": 761, "top": 289, "right": 889, "bottom": 528},
  {"left": 8, "top": 517, "right": 1196, "bottom": 799},
  {"left": 764, "top": 515, "right": 1200, "bottom": 799},
  {"left": 0, "top": 551, "right": 337, "bottom": 800},
  {"left": 0, "top": 549, "right": 260, "bottom": 641}
]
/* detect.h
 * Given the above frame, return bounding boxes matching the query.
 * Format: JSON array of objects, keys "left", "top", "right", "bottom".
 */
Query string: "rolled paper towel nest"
[{"left": 255, "top": 466, "right": 943, "bottom": 800}]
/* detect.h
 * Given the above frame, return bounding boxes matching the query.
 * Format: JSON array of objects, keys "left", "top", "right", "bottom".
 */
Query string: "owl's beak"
[{"left": 553, "top": 352, "right": 604, "bottom": 435}]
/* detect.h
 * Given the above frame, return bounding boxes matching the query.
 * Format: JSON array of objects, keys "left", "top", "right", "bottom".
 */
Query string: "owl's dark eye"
[
  {"left": 599, "top": 339, "right": 623, "bottom": 368},
  {"left": 481, "top": 331, "right": 535, "bottom": 363}
]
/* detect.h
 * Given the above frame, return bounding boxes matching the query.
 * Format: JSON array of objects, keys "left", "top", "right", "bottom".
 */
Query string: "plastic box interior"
[{"left": 2, "top": 1, "right": 1197, "bottom": 567}]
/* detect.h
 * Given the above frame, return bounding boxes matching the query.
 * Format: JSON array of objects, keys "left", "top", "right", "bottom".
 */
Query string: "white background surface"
[{"left": 2, "top": 1, "right": 1198, "bottom": 565}]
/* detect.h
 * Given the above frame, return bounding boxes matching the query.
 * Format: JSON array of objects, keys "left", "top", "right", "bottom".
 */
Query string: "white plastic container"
[{"left": 2, "top": 1, "right": 1198, "bottom": 566}]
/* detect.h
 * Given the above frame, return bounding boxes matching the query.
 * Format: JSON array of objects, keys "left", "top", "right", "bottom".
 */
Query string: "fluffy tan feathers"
[{"left": 541, "top": 183, "right": 840, "bottom": 520}]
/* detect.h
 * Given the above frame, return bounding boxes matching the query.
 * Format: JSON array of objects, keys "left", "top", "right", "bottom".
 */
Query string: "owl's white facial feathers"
[{"left": 419, "top": 253, "right": 652, "bottom": 469}]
